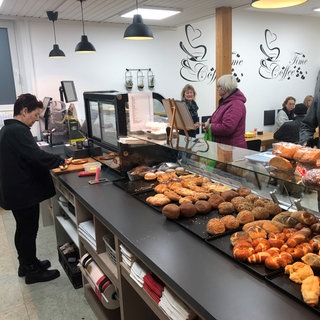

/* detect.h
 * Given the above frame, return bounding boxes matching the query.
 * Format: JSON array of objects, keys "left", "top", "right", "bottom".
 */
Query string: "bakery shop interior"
[{"left": 2, "top": 1, "right": 320, "bottom": 319}]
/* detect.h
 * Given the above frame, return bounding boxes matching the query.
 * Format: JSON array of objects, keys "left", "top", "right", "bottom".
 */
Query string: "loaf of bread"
[
  {"left": 269, "top": 156, "right": 293, "bottom": 171},
  {"left": 273, "top": 142, "right": 300, "bottom": 159},
  {"left": 299, "top": 148, "right": 320, "bottom": 164}
]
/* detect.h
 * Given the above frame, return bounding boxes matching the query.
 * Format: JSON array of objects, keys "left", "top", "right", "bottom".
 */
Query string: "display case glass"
[{"left": 127, "top": 134, "right": 320, "bottom": 214}]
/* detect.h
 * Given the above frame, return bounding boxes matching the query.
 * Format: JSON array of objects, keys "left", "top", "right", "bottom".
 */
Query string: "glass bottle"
[{"left": 137, "top": 70, "right": 144, "bottom": 90}]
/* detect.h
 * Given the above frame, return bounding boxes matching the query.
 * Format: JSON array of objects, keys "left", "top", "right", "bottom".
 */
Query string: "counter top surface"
[{"left": 57, "top": 170, "right": 319, "bottom": 320}]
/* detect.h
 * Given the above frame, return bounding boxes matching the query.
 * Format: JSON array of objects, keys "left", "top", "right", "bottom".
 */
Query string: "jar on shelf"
[
  {"left": 137, "top": 70, "right": 144, "bottom": 90},
  {"left": 125, "top": 70, "right": 133, "bottom": 90},
  {"left": 147, "top": 69, "right": 155, "bottom": 89}
]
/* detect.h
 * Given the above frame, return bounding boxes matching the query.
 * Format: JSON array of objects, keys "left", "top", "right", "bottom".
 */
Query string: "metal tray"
[
  {"left": 265, "top": 273, "right": 320, "bottom": 315},
  {"left": 206, "top": 234, "right": 283, "bottom": 278},
  {"left": 113, "top": 179, "right": 158, "bottom": 195}
]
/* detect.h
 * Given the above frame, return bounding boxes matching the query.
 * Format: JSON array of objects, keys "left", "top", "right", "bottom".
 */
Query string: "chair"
[
  {"left": 246, "top": 139, "right": 262, "bottom": 189},
  {"left": 247, "top": 139, "right": 261, "bottom": 151}
]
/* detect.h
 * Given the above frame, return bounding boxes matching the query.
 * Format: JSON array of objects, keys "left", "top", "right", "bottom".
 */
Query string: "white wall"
[{"left": 7, "top": 10, "right": 320, "bottom": 135}]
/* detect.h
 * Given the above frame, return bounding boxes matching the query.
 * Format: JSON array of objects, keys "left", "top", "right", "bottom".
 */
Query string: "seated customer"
[
  {"left": 303, "top": 95, "right": 313, "bottom": 109},
  {"left": 275, "top": 96, "right": 296, "bottom": 130},
  {"left": 274, "top": 103, "right": 307, "bottom": 143}
]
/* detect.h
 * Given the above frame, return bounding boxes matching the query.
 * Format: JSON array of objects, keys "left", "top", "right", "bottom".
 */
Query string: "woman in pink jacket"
[{"left": 209, "top": 74, "right": 247, "bottom": 148}]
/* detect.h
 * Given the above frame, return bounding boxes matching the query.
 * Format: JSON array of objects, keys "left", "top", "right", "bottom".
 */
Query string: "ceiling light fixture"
[
  {"left": 121, "top": 8, "right": 180, "bottom": 20},
  {"left": 75, "top": 0, "right": 96, "bottom": 53},
  {"left": 124, "top": 0, "right": 154, "bottom": 40},
  {"left": 47, "top": 11, "right": 65, "bottom": 58},
  {"left": 251, "top": 0, "right": 308, "bottom": 9}
]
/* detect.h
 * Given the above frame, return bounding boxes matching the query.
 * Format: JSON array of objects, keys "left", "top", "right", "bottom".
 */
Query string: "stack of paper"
[{"left": 78, "top": 220, "right": 96, "bottom": 250}]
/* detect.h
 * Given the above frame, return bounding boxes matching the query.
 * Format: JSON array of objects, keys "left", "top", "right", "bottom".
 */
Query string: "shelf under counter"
[{"left": 56, "top": 216, "right": 79, "bottom": 247}]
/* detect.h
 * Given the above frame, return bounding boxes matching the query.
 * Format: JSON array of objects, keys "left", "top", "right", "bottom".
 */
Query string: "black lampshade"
[
  {"left": 251, "top": 0, "right": 307, "bottom": 8},
  {"left": 75, "top": 35, "right": 96, "bottom": 53},
  {"left": 124, "top": 14, "right": 153, "bottom": 40},
  {"left": 49, "top": 44, "right": 65, "bottom": 57}
]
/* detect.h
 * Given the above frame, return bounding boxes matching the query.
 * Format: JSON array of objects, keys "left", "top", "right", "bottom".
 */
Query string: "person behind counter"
[
  {"left": 206, "top": 74, "right": 247, "bottom": 148},
  {"left": 300, "top": 92, "right": 320, "bottom": 148},
  {"left": 274, "top": 103, "right": 307, "bottom": 143},
  {"left": 275, "top": 96, "right": 296, "bottom": 130},
  {"left": 303, "top": 95, "right": 313, "bottom": 109},
  {"left": 180, "top": 84, "right": 200, "bottom": 138},
  {"left": 0, "top": 93, "right": 67, "bottom": 285}
]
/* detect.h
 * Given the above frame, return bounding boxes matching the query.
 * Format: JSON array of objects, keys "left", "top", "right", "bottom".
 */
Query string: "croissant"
[
  {"left": 248, "top": 252, "right": 270, "bottom": 264},
  {"left": 285, "top": 262, "right": 314, "bottom": 284},
  {"left": 301, "top": 275, "right": 320, "bottom": 306},
  {"left": 233, "top": 241, "right": 254, "bottom": 261}
]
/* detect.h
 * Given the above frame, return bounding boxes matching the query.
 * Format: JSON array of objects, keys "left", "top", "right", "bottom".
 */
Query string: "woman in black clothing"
[
  {"left": 274, "top": 103, "right": 307, "bottom": 143},
  {"left": 180, "top": 84, "right": 200, "bottom": 138},
  {"left": 0, "top": 93, "right": 67, "bottom": 284}
]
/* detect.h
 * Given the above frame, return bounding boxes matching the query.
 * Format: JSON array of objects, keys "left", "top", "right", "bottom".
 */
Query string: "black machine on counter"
[{"left": 83, "top": 91, "right": 177, "bottom": 174}]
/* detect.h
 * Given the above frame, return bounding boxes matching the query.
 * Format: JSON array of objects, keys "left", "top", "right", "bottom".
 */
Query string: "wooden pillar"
[{"left": 216, "top": 7, "right": 232, "bottom": 106}]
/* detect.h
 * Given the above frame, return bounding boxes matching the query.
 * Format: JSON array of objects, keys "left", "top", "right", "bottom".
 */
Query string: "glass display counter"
[{"left": 127, "top": 134, "right": 320, "bottom": 215}]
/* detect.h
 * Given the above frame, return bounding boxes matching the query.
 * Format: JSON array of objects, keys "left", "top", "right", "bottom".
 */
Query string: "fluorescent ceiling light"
[
  {"left": 0, "top": 0, "right": 4, "bottom": 8},
  {"left": 314, "top": 7, "right": 320, "bottom": 12},
  {"left": 121, "top": 8, "right": 180, "bottom": 20}
]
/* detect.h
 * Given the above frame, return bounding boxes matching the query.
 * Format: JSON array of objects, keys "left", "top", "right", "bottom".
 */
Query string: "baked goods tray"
[
  {"left": 131, "top": 190, "right": 239, "bottom": 241},
  {"left": 265, "top": 273, "right": 320, "bottom": 315},
  {"left": 206, "top": 234, "right": 283, "bottom": 278},
  {"left": 113, "top": 179, "right": 158, "bottom": 195}
]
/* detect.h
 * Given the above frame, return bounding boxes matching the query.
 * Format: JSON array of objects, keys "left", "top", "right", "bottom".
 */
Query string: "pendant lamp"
[
  {"left": 251, "top": 0, "right": 308, "bottom": 9},
  {"left": 124, "top": 0, "right": 153, "bottom": 40},
  {"left": 47, "top": 11, "right": 65, "bottom": 58},
  {"left": 75, "top": 0, "right": 96, "bottom": 53}
]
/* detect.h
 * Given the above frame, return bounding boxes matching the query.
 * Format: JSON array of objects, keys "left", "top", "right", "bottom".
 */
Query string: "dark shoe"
[
  {"left": 18, "top": 259, "right": 51, "bottom": 277},
  {"left": 25, "top": 266, "right": 60, "bottom": 285}
]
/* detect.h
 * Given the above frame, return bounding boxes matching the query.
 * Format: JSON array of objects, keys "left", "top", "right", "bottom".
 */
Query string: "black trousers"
[{"left": 12, "top": 204, "right": 39, "bottom": 266}]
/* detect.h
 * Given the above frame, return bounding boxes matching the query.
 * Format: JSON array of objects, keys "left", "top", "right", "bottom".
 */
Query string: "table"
[{"left": 245, "top": 131, "right": 275, "bottom": 151}]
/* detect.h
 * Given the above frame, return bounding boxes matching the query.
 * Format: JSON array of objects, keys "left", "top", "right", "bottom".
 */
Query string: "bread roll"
[
  {"left": 206, "top": 218, "right": 225, "bottom": 235},
  {"left": 269, "top": 156, "right": 293, "bottom": 171},
  {"left": 220, "top": 215, "right": 240, "bottom": 230},
  {"left": 194, "top": 200, "right": 212, "bottom": 215},
  {"left": 162, "top": 204, "right": 180, "bottom": 220},
  {"left": 180, "top": 202, "right": 197, "bottom": 218}
]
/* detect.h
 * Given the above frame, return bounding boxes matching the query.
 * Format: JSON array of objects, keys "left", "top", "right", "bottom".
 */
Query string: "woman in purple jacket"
[{"left": 209, "top": 74, "right": 247, "bottom": 148}]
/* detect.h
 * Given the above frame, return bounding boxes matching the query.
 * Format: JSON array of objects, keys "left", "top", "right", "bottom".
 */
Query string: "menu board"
[
  {"left": 128, "top": 92, "right": 153, "bottom": 132},
  {"left": 162, "top": 99, "right": 195, "bottom": 131}
]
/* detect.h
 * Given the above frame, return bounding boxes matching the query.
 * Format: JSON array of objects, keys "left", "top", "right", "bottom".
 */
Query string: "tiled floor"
[{"left": 0, "top": 208, "right": 97, "bottom": 320}]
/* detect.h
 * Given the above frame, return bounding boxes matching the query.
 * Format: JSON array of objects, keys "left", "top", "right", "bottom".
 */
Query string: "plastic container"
[{"left": 83, "top": 162, "right": 101, "bottom": 173}]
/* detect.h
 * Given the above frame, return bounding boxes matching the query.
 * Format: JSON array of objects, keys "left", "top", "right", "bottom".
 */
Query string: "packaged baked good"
[
  {"left": 273, "top": 142, "right": 300, "bottom": 159},
  {"left": 302, "top": 168, "right": 320, "bottom": 189}
]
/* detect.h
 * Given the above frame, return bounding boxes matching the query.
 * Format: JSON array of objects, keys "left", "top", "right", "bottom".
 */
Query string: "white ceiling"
[{"left": 0, "top": 0, "right": 319, "bottom": 28}]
